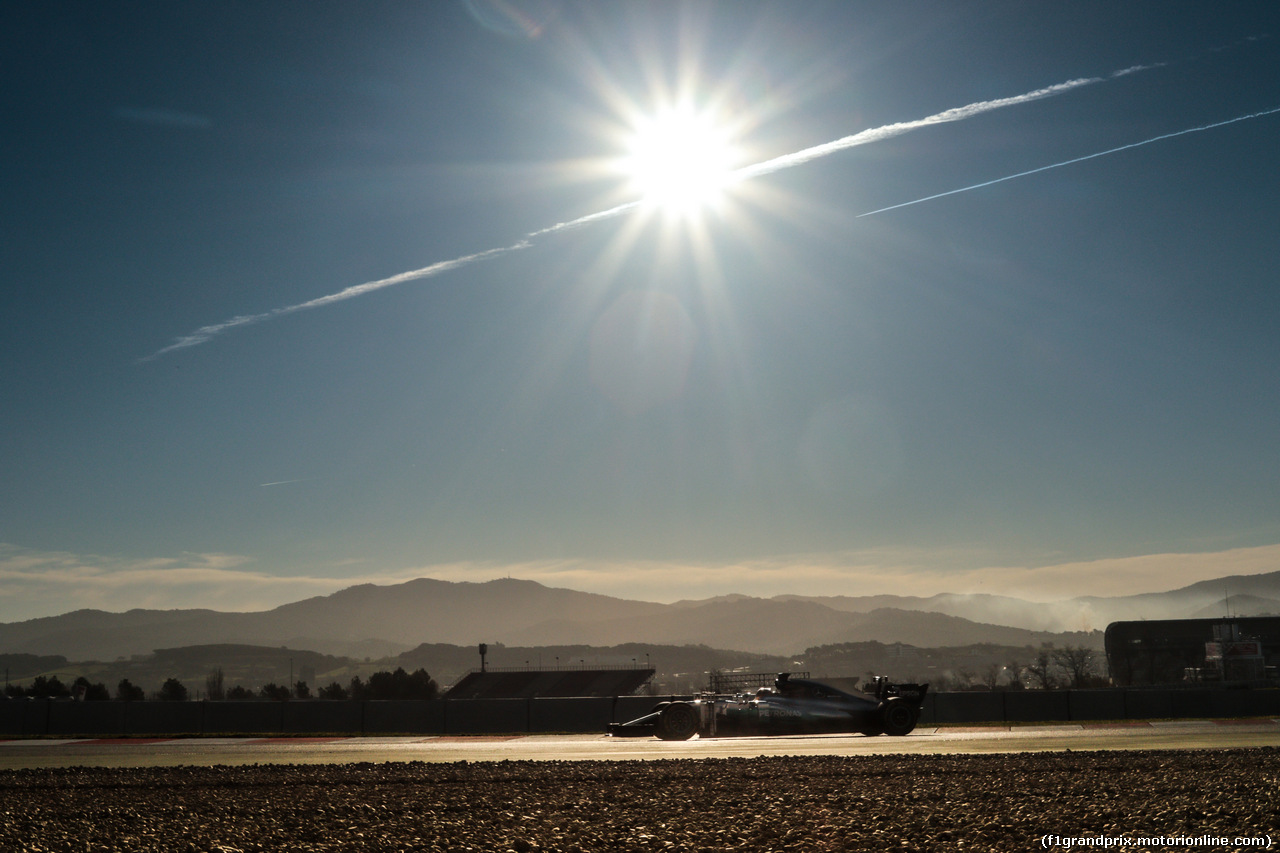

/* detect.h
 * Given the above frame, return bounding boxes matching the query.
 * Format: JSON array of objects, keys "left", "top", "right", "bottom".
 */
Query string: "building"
[{"left": 1105, "top": 617, "right": 1280, "bottom": 686}]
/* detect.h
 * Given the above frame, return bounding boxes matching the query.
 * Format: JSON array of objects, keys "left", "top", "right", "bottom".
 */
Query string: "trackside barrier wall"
[
  {"left": 917, "top": 692, "right": 940, "bottom": 725},
  {"left": 1124, "top": 690, "right": 1173, "bottom": 720},
  {"left": 443, "top": 699, "right": 527, "bottom": 734},
  {"left": 120, "top": 700, "right": 204, "bottom": 735},
  {"left": 1068, "top": 690, "right": 1127, "bottom": 721},
  {"left": 1207, "top": 689, "right": 1279, "bottom": 718},
  {"left": 2, "top": 689, "right": 1277, "bottom": 737},
  {"left": 528, "top": 697, "right": 614, "bottom": 733},
  {"left": 364, "top": 700, "right": 444, "bottom": 734},
  {"left": 1, "top": 700, "right": 76, "bottom": 736},
  {"left": 933, "top": 691, "right": 1004, "bottom": 724},
  {"left": 1170, "top": 691, "right": 1214, "bottom": 720},
  {"left": 204, "top": 701, "right": 282, "bottom": 734},
  {"left": 1001, "top": 689, "right": 1070, "bottom": 723},
  {"left": 48, "top": 701, "right": 128, "bottom": 736},
  {"left": 283, "top": 700, "right": 364, "bottom": 734},
  {"left": 615, "top": 695, "right": 668, "bottom": 724}
]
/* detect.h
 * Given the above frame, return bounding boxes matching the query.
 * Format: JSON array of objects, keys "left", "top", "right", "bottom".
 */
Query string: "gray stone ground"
[{"left": 2, "top": 749, "right": 1277, "bottom": 852}]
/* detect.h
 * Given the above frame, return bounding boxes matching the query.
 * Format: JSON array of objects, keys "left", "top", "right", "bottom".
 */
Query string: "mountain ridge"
[{"left": 3, "top": 569, "right": 1277, "bottom": 660}]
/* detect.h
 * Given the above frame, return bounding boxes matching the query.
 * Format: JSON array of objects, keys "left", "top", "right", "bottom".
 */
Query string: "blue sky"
[{"left": 3, "top": 2, "right": 1280, "bottom": 621}]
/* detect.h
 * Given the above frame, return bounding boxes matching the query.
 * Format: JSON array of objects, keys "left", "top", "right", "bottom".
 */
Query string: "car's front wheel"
[{"left": 656, "top": 702, "right": 701, "bottom": 740}]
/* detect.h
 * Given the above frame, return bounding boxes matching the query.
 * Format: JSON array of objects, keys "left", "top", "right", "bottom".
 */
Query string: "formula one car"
[{"left": 609, "top": 673, "right": 928, "bottom": 740}]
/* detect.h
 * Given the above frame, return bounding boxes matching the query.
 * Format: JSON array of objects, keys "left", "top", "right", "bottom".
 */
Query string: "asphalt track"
[{"left": 3, "top": 719, "right": 1279, "bottom": 769}]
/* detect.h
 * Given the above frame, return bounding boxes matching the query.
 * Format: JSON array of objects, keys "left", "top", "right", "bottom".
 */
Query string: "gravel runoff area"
[{"left": 3, "top": 749, "right": 1278, "bottom": 852}]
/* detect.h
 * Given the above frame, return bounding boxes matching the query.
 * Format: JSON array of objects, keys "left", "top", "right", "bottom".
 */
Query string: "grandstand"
[{"left": 444, "top": 667, "right": 655, "bottom": 699}]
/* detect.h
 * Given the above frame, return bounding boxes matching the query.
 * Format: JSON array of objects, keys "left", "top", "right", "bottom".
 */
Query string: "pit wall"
[{"left": 0, "top": 689, "right": 1276, "bottom": 738}]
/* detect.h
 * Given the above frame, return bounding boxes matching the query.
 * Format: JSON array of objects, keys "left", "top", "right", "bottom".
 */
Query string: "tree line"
[
  {"left": 2, "top": 667, "right": 439, "bottom": 701},
  {"left": 920, "top": 644, "right": 1106, "bottom": 692}
]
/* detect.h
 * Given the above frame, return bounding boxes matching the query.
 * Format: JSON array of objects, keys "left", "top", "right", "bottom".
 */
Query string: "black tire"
[
  {"left": 880, "top": 698, "right": 917, "bottom": 736},
  {"left": 656, "top": 702, "right": 701, "bottom": 740}
]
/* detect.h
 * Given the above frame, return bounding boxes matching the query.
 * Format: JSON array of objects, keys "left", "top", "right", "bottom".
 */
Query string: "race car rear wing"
[{"left": 867, "top": 675, "right": 929, "bottom": 705}]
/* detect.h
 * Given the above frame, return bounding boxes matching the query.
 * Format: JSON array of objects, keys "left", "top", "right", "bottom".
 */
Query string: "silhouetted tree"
[
  {"left": 116, "top": 678, "right": 145, "bottom": 701},
  {"left": 365, "top": 667, "right": 438, "bottom": 700},
  {"left": 226, "top": 685, "right": 255, "bottom": 700},
  {"left": 1025, "top": 648, "right": 1058, "bottom": 690},
  {"left": 343, "top": 668, "right": 439, "bottom": 700},
  {"left": 158, "top": 677, "right": 189, "bottom": 701},
  {"left": 259, "top": 683, "right": 291, "bottom": 701},
  {"left": 205, "top": 668, "right": 225, "bottom": 701},
  {"left": 318, "top": 681, "right": 348, "bottom": 700},
  {"left": 72, "top": 676, "right": 110, "bottom": 701},
  {"left": 29, "top": 676, "right": 71, "bottom": 699},
  {"left": 1051, "top": 645, "right": 1102, "bottom": 688},
  {"left": 367, "top": 669, "right": 400, "bottom": 699},
  {"left": 293, "top": 680, "right": 311, "bottom": 700}
]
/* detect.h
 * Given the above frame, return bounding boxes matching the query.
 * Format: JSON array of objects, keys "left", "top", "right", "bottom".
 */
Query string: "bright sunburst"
[{"left": 620, "top": 106, "right": 740, "bottom": 216}]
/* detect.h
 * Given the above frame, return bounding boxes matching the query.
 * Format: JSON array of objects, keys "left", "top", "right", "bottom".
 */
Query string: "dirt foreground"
[{"left": 3, "top": 749, "right": 1277, "bottom": 852}]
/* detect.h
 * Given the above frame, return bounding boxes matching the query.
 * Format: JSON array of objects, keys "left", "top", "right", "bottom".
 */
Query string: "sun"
[{"left": 620, "top": 106, "right": 740, "bottom": 216}]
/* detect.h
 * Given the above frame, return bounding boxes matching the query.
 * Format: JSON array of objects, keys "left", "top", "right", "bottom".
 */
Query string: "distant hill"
[
  {"left": 775, "top": 593, "right": 1075, "bottom": 632},
  {"left": 0, "top": 652, "right": 69, "bottom": 680},
  {"left": 0, "top": 579, "right": 664, "bottom": 660},
  {"left": 1187, "top": 595, "right": 1280, "bottom": 620},
  {"left": 505, "top": 599, "right": 1083, "bottom": 656},
  {"left": 4, "top": 569, "right": 1279, "bottom": 661},
  {"left": 778, "top": 570, "right": 1280, "bottom": 632}
]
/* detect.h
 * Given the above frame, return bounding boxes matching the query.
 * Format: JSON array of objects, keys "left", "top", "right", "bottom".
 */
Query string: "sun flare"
[{"left": 620, "top": 106, "right": 739, "bottom": 216}]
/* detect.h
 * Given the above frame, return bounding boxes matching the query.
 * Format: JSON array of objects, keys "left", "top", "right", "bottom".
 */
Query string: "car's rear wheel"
[
  {"left": 656, "top": 702, "right": 701, "bottom": 740},
  {"left": 880, "top": 698, "right": 918, "bottom": 736}
]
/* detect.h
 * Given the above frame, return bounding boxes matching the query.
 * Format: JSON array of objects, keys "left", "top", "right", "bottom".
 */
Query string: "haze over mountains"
[{"left": 3, "top": 569, "right": 1278, "bottom": 661}]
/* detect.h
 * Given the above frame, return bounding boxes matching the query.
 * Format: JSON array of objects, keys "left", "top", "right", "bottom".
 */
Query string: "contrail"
[
  {"left": 141, "top": 68, "right": 1147, "bottom": 361},
  {"left": 733, "top": 76, "right": 1103, "bottom": 181},
  {"left": 856, "top": 105, "right": 1280, "bottom": 219},
  {"left": 141, "top": 244, "right": 528, "bottom": 361}
]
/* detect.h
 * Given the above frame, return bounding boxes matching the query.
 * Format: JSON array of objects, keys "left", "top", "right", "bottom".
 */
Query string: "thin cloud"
[
  {"left": 0, "top": 545, "right": 327, "bottom": 620},
  {"left": 141, "top": 68, "right": 1131, "bottom": 361},
  {"left": 5, "top": 542, "right": 1277, "bottom": 628},
  {"left": 395, "top": 544, "right": 1280, "bottom": 606},
  {"left": 0, "top": 544, "right": 446, "bottom": 621}
]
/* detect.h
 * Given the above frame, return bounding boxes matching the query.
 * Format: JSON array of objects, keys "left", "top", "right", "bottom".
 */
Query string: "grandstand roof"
[{"left": 444, "top": 668, "right": 655, "bottom": 699}]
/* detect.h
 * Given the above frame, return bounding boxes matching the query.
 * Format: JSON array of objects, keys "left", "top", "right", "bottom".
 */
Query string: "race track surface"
[{"left": 3, "top": 719, "right": 1279, "bottom": 769}]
